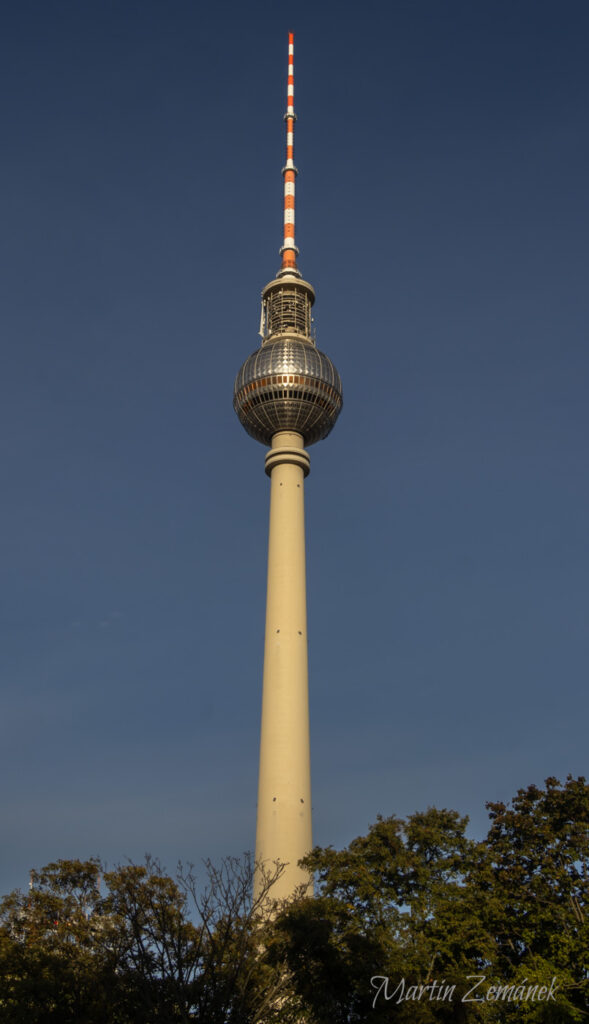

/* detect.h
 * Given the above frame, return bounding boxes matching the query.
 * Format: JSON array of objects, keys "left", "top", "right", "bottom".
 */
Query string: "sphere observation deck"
[{"left": 234, "top": 275, "right": 343, "bottom": 447}]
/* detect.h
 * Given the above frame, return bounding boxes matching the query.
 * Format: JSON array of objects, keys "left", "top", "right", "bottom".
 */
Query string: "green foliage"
[
  {"left": 0, "top": 854, "right": 288, "bottom": 1024},
  {"left": 271, "top": 808, "right": 487, "bottom": 1022},
  {"left": 0, "top": 777, "right": 586, "bottom": 1022},
  {"left": 0, "top": 858, "right": 117, "bottom": 1023},
  {"left": 478, "top": 775, "right": 589, "bottom": 1022},
  {"left": 273, "top": 777, "right": 588, "bottom": 1023}
]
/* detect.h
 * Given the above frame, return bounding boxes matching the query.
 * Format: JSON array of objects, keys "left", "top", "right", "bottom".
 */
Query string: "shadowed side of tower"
[{"left": 234, "top": 33, "right": 342, "bottom": 906}]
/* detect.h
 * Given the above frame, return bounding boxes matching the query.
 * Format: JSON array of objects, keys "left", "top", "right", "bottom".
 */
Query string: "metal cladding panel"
[{"left": 234, "top": 338, "right": 343, "bottom": 446}]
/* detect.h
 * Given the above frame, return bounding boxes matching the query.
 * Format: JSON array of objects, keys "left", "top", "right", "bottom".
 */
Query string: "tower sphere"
[{"left": 234, "top": 336, "right": 342, "bottom": 447}]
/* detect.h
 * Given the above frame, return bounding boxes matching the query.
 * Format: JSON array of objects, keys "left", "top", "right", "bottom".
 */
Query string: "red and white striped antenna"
[{"left": 280, "top": 32, "right": 299, "bottom": 274}]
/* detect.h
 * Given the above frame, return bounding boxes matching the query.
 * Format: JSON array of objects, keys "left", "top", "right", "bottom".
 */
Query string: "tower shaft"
[{"left": 254, "top": 431, "right": 312, "bottom": 902}]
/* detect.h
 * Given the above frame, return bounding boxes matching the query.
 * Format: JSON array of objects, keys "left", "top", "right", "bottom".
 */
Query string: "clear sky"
[{"left": 1, "top": 0, "right": 587, "bottom": 896}]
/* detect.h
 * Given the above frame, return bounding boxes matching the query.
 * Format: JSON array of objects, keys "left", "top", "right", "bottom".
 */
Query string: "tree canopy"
[
  {"left": 273, "top": 775, "right": 588, "bottom": 1023},
  {"left": 0, "top": 776, "right": 586, "bottom": 1022}
]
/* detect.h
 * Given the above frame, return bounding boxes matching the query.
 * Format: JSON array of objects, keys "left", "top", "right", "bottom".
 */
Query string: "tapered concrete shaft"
[{"left": 254, "top": 431, "right": 313, "bottom": 903}]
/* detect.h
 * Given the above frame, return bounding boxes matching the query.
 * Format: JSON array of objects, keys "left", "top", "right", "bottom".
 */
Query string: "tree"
[
  {"left": 101, "top": 854, "right": 298, "bottom": 1023},
  {"left": 0, "top": 858, "right": 119, "bottom": 1023},
  {"left": 273, "top": 778, "right": 589, "bottom": 1023},
  {"left": 476, "top": 775, "right": 589, "bottom": 1021},
  {"left": 271, "top": 807, "right": 489, "bottom": 1022},
  {"left": 0, "top": 854, "right": 292, "bottom": 1024}
]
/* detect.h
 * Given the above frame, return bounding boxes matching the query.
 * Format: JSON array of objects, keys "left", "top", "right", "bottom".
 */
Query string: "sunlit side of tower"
[{"left": 234, "top": 34, "right": 342, "bottom": 903}]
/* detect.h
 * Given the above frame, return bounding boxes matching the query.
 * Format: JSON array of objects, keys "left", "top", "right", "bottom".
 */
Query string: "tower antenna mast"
[{"left": 280, "top": 32, "right": 299, "bottom": 275}]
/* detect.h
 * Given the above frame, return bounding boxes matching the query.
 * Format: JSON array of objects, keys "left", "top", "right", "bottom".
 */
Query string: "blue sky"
[{"left": 1, "top": 0, "right": 587, "bottom": 896}]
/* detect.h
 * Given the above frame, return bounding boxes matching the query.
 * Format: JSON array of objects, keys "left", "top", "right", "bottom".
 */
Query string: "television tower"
[{"left": 234, "top": 33, "right": 343, "bottom": 903}]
